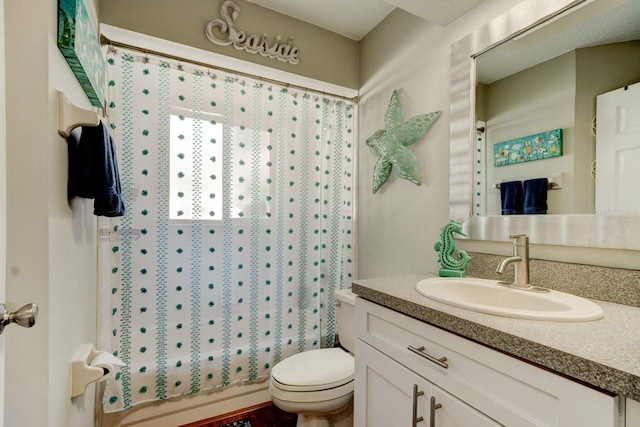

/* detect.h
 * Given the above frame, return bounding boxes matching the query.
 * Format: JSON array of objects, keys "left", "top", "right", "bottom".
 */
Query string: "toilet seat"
[{"left": 270, "top": 348, "right": 354, "bottom": 392}]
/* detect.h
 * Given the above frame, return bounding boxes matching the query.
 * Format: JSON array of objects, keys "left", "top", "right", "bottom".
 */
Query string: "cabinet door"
[
  {"left": 431, "top": 385, "right": 502, "bottom": 427},
  {"left": 355, "top": 339, "right": 432, "bottom": 427},
  {"left": 627, "top": 398, "right": 640, "bottom": 425},
  {"left": 355, "top": 339, "right": 502, "bottom": 427}
]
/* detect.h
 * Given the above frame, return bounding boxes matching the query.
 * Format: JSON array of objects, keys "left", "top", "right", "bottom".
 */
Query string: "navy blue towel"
[
  {"left": 67, "top": 128, "right": 97, "bottom": 200},
  {"left": 500, "top": 180, "right": 523, "bottom": 215},
  {"left": 66, "top": 130, "right": 83, "bottom": 203},
  {"left": 524, "top": 178, "right": 548, "bottom": 214},
  {"left": 67, "top": 121, "right": 125, "bottom": 217}
]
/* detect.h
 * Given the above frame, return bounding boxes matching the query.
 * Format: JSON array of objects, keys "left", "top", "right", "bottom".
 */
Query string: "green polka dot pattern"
[{"left": 99, "top": 49, "right": 355, "bottom": 413}]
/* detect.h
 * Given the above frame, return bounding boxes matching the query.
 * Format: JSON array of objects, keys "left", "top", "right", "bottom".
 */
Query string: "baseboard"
[{"left": 98, "top": 381, "right": 272, "bottom": 427}]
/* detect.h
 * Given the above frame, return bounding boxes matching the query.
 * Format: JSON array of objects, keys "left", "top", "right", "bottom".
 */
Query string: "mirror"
[
  {"left": 449, "top": 0, "right": 640, "bottom": 249},
  {"left": 475, "top": 0, "right": 640, "bottom": 216}
]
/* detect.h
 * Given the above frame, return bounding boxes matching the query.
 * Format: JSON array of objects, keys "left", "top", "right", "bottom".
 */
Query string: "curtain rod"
[{"left": 99, "top": 34, "right": 359, "bottom": 104}]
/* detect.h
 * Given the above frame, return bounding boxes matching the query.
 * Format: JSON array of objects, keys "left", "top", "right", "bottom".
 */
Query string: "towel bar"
[
  {"left": 495, "top": 181, "right": 561, "bottom": 190},
  {"left": 57, "top": 91, "right": 100, "bottom": 138}
]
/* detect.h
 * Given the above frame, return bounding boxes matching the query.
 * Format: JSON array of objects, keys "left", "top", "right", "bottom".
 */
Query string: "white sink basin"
[{"left": 416, "top": 277, "right": 603, "bottom": 322}]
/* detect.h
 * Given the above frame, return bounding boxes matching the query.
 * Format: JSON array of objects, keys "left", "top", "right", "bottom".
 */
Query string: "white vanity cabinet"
[
  {"left": 354, "top": 298, "right": 619, "bottom": 427},
  {"left": 356, "top": 336, "right": 500, "bottom": 426}
]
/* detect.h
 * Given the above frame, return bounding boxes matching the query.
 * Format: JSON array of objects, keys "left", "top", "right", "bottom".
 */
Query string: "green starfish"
[{"left": 366, "top": 90, "right": 440, "bottom": 194}]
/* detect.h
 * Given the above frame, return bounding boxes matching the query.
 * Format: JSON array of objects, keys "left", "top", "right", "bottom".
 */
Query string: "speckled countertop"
[{"left": 352, "top": 274, "right": 640, "bottom": 401}]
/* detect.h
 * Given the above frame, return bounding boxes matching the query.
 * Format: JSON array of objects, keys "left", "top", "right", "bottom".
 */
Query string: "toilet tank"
[{"left": 334, "top": 288, "right": 357, "bottom": 353}]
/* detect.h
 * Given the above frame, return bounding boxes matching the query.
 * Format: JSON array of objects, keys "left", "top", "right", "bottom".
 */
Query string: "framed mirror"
[{"left": 449, "top": 0, "right": 640, "bottom": 250}]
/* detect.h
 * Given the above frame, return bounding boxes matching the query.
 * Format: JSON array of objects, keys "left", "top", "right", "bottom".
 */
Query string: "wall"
[
  {"left": 100, "top": 0, "right": 359, "bottom": 90},
  {"left": 484, "top": 51, "right": 577, "bottom": 215},
  {"left": 357, "top": 0, "right": 525, "bottom": 279},
  {"left": 4, "top": 0, "right": 99, "bottom": 426},
  {"left": 358, "top": 1, "right": 640, "bottom": 277}
]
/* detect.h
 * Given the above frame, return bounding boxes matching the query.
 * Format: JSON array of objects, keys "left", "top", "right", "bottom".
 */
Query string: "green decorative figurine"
[
  {"left": 434, "top": 220, "right": 471, "bottom": 277},
  {"left": 366, "top": 90, "right": 440, "bottom": 194}
]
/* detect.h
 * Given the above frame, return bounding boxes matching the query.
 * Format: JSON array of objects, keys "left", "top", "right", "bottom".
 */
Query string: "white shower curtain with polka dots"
[{"left": 98, "top": 48, "right": 356, "bottom": 412}]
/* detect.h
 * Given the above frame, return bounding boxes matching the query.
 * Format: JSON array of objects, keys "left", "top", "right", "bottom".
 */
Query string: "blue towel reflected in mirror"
[
  {"left": 524, "top": 178, "right": 548, "bottom": 214},
  {"left": 500, "top": 180, "right": 523, "bottom": 215}
]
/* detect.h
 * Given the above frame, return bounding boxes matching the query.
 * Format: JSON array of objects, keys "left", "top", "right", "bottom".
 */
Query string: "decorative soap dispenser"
[{"left": 434, "top": 219, "right": 471, "bottom": 277}]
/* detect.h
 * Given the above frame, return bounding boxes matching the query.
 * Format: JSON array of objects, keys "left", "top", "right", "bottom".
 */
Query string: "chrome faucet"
[{"left": 496, "top": 234, "right": 530, "bottom": 288}]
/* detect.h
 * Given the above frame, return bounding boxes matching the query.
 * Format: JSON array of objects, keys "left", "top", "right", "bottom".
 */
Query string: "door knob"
[{"left": 0, "top": 303, "right": 38, "bottom": 334}]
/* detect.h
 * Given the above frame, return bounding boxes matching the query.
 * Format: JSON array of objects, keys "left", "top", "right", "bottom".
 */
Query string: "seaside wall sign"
[{"left": 205, "top": 0, "right": 300, "bottom": 65}]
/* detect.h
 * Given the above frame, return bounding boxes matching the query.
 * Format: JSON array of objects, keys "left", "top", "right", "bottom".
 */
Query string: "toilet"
[{"left": 269, "top": 288, "right": 356, "bottom": 427}]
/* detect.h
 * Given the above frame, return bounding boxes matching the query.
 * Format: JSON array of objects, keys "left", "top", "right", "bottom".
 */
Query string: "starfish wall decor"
[{"left": 366, "top": 90, "right": 440, "bottom": 194}]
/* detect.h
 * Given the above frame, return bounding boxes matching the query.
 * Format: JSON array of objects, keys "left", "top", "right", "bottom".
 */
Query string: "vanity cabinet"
[
  {"left": 356, "top": 338, "right": 500, "bottom": 426},
  {"left": 354, "top": 297, "right": 619, "bottom": 427}
]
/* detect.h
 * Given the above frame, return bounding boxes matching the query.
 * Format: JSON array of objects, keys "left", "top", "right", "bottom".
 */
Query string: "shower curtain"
[{"left": 98, "top": 47, "right": 356, "bottom": 412}]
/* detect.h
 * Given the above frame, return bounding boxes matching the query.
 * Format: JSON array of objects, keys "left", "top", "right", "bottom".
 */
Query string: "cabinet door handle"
[
  {"left": 407, "top": 345, "right": 449, "bottom": 369},
  {"left": 412, "top": 384, "right": 425, "bottom": 426},
  {"left": 429, "top": 396, "right": 443, "bottom": 427}
]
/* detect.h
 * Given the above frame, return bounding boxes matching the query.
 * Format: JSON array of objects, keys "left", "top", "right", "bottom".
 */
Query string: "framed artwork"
[
  {"left": 57, "top": 0, "right": 105, "bottom": 108},
  {"left": 493, "top": 129, "right": 563, "bottom": 167}
]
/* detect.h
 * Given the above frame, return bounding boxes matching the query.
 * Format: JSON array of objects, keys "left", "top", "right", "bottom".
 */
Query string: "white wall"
[
  {"left": 4, "top": 0, "right": 99, "bottom": 425},
  {"left": 50, "top": 0, "right": 101, "bottom": 422},
  {"left": 357, "top": 0, "right": 525, "bottom": 279}
]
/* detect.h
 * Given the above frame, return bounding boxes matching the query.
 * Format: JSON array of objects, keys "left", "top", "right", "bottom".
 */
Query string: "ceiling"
[
  {"left": 476, "top": 0, "right": 640, "bottom": 84},
  {"left": 245, "top": 0, "right": 486, "bottom": 40}
]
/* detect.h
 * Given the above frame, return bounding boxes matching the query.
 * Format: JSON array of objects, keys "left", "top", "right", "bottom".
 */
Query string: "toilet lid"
[{"left": 271, "top": 348, "right": 354, "bottom": 391}]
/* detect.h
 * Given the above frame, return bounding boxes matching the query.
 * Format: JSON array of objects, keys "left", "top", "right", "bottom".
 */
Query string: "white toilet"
[{"left": 269, "top": 288, "right": 356, "bottom": 427}]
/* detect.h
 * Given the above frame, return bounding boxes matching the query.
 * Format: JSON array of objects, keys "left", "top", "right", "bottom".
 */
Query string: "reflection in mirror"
[
  {"left": 474, "top": 0, "right": 640, "bottom": 216},
  {"left": 449, "top": 0, "right": 640, "bottom": 250}
]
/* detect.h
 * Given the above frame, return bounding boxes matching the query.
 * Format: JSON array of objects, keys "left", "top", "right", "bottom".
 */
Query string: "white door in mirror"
[{"left": 596, "top": 81, "right": 640, "bottom": 215}]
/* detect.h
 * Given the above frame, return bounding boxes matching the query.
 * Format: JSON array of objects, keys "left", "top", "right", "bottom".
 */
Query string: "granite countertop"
[{"left": 352, "top": 273, "right": 640, "bottom": 401}]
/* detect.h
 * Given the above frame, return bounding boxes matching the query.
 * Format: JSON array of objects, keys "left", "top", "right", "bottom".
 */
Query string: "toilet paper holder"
[{"left": 71, "top": 343, "right": 125, "bottom": 398}]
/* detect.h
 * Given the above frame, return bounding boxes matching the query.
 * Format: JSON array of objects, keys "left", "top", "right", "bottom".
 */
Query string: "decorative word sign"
[
  {"left": 493, "top": 129, "right": 563, "bottom": 167},
  {"left": 205, "top": 0, "right": 300, "bottom": 65}
]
